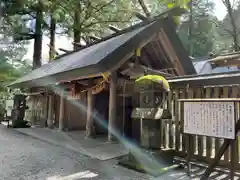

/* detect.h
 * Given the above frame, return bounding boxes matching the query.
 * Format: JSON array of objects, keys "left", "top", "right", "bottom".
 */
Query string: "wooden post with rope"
[
  {"left": 108, "top": 72, "right": 117, "bottom": 142},
  {"left": 86, "top": 88, "right": 95, "bottom": 138}
]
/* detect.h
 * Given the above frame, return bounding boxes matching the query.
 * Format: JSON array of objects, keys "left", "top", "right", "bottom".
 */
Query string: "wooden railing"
[{"left": 162, "top": 86, "right": 240, "bottom": 168}]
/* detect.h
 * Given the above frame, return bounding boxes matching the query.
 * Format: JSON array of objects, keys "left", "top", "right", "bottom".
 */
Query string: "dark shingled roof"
[
  {"left": 13, "top": 24, "right": 151, "bottom": 82},
  {"left": 9, "top": 9, "right": 196, "bottom": 88},
  {"left": 9, "top": 23, "right": 155, "bottom": 87}
]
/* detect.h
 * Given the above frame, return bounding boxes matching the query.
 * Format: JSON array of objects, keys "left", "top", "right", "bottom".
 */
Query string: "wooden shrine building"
[{"left": 9, "top": 8, "right": 196, "bottom": 141}]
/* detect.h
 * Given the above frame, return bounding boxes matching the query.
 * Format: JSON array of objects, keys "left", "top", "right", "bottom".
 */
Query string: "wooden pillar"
[
  {"left": 42, "top": 93, "right": 48, "bottom": 127},
  {"left": 108, "top": 72, "right": 117, "bottom": 141},
  {"left": 86, "top": 90, "right": 95, "bottom": 137},
  {"left": 59, "top": 92, "right": 64, "bottom": 131},
  {"left": 47, "top": 95, "right": 54, "bottom": 128},
  {"left": 31, "top": 97, "right": 36, "bottom": 125}
]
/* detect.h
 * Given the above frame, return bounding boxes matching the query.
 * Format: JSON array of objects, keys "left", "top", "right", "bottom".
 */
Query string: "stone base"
[
  {"left": 84, "top": 134, "right": 96, "bottom": 139},
  {"left": 85, "top": 126, "right": 96, "bottom": 138},
  {"left": 58, "top": 129, "right": 64, "bottom": 132},
  {"left": 58, "top": 126, "right": 64, "bottom": 131},
  {"left": 108, "top": 135, "right": 117, "bottom": 143},
  {"left": 47, "top": 119, "right": 54, "bottom": 129},
  {"left": 85, "top": 131, "right": 96, "bottom": 139},
  {"left": 47, "top": 125, "right": 54, "bottom": 129}
]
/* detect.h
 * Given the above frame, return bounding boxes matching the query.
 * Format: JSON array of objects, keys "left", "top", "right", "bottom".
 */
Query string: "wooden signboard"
[
  {"left": 178, "top": 98, "right": 240, "bottom": 180},
  {"left": 183, "top": 100, "right": 235, "bottom": 139}
]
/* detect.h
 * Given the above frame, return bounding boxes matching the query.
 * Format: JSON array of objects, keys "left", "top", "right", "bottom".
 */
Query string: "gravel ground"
[
  {"left": 0, "top": 125, "right": 149, "bottom": 180},
  {"left": 2, "top": 125, "right": 233, "bottom": 180}
]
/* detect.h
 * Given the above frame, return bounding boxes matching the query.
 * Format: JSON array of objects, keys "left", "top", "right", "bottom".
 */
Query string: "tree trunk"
[
  {"left": 33, "top": 2, "right": 43, "bottom": 70},
  {"left": 138, "top": 0, "right": 151, "bottom": 17},
  {"left": 49, "top": 14, "right": 56, "bottom": 61},
  {"left": 73, "top": 5, "right": 81, "bottom": 50},
  {"left": 224, "top": 0, "right": 239, "bottom": 51},
  {"left": 188, "top": 0, "right": 193, "bottom": 56}
]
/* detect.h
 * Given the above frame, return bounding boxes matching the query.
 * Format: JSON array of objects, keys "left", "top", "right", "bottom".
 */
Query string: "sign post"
[{"left": 179, "top": 98, "right": 240, "bottom": 179}]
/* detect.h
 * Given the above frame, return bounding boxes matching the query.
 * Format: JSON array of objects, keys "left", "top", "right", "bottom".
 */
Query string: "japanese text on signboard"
[{"left": 184, "top": 101, "right": 235, "bottom": 139}]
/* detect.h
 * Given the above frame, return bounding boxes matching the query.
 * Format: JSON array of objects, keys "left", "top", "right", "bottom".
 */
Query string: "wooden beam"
[
  {"left": 59, "top": 48, "right": 71, "bottom": 53},
  {"left": 108, "top": 25, "right": 121, "bottom": 32},
  {"left": 72, "top": 42, "right": 85, "bottom": 47},
  {"left": 89, "top": 35, "right": 101, "bottom": 41},
  {"left": 127, "top": 62, "right": 174, "bottom": 77},
  {"left": 138, "top": 0, "right": 151, "bottom": 17},
  {"left": 116, "top": 71, "right": 130, "bottom": 80},
  {"left": 158, "top": 68, "right": 176, "bottom": 73},
  {"left": 143, "top": 67, "right": 174, "bottom": 77},
  {"left": 135, "top": 12, "right": 149, "bottom": 21}
]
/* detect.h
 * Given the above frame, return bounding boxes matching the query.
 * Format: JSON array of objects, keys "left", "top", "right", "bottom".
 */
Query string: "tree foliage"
[
  {"left": 0, "top": 16, "right": 31, "bottom": 78},
  {"left": 214, "top": 0, "right": 240, "bottom": 53},
  {"left": 177, "top": 0, "right": 216, "bottom": 57},
  {"left": 0, "top": 6, "right": 31, "bottom": 97}
]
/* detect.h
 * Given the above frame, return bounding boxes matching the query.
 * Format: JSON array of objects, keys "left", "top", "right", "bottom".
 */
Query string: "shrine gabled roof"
[
  {"left": 9, "top": 10, "right": 196, "bottom": 88},
  {"left": 9, "top": 23, "right": 153, "bottom": 87}
]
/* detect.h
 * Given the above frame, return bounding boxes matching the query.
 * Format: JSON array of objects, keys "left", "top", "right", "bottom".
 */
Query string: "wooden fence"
[{"left": 161, "top": 85, "right": 240, "bottom": 168}]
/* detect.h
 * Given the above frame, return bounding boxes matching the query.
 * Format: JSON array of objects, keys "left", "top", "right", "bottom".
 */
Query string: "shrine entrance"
[{"left": 93, "top": 90, "right": 109, "bottom": 135}]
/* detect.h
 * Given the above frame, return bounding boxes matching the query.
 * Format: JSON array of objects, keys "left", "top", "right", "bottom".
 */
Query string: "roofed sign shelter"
[{"left": 9, "top": 8, "right": 196, "bottom": 141}]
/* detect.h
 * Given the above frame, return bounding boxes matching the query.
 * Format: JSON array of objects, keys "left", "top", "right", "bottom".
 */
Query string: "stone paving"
[
  {"left": 14, "top": 127, "right": 128, "bottom": 160},
  {"left": 0, "top": 125, "right": 239, "bottom": 180}
]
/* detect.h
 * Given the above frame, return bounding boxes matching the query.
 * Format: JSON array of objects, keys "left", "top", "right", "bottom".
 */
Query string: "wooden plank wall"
[
  {"left": 25, "top": 95, "right": 46, "bottom": 125},
  {"left": 162, "top": 85, "right": 240, "bottom": 168}
]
